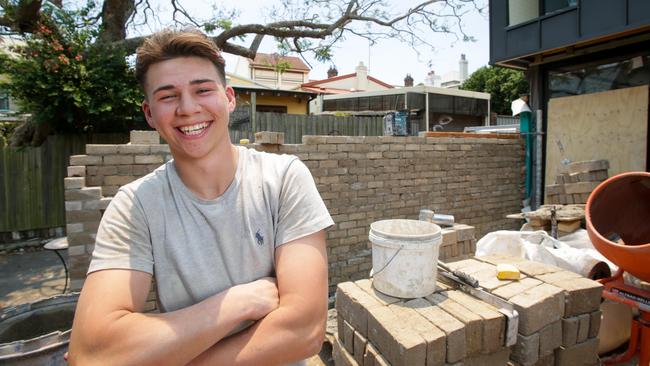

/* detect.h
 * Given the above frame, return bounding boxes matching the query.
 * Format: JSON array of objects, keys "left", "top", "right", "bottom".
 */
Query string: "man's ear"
[
  {"left": 225, "top": 86, "right": 236, "bottom": 113},
  {"left": 142, "top": 99, "right": 156, "bottom": 129}
]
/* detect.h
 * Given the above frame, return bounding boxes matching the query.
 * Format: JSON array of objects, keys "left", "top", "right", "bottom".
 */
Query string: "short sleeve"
[
  {"left": 88, "top": 188, "right": 154, "bottom": 275},
  {"left": 275, "top": 159, "right": 334, "bottom": 247}
]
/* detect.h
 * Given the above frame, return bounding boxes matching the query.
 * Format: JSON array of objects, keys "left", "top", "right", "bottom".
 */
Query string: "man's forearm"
[
  {"left": 188, "top": 301, "right": 327, "bottom": 366},
  {"left": 70, "top": 289, "right": 249, "bottom": 366}
]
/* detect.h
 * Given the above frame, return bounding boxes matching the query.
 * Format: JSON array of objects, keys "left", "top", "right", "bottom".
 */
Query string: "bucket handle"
[{"left": 370, "top": 245, "right": 403, "bottom": 278}]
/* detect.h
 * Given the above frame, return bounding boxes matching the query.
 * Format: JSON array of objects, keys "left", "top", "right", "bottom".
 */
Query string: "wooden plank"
[
  {"left": 546, "top": 86, "right": 648, "bottom": 199},
  {"left": 422, "top": 131, "right": 518, "bottom": 139}
]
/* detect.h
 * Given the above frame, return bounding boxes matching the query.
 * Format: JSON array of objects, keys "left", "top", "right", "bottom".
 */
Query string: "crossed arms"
[{"left": 68, "top": 230, "right": 328, "bottom": 366}]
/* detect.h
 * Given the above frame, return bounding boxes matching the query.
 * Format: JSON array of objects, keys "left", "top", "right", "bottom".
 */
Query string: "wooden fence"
[
  {"left": 0, "top": 133, "right": 128, "bottom": 234},
  {"left": 229, "top": 112, "right": 384, "bottom": 143}
]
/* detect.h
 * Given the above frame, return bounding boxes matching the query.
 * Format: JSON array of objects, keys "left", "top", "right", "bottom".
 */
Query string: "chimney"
[
  {"left": 355, "top": 61, "right": 368, "bottom": 91},
  {"left": 459, "top": 54, "right": 469, "bottom": 82},
  {"left": 404, "top": 74, "right": 414, "bottom": 87},
  {"left": 327, "top": 65, "right": 338, "bottom": 78}
]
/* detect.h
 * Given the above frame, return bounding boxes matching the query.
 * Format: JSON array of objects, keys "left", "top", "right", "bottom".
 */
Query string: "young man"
[{"left": 68, "top": 29, "right": 334, "bottom": 366}]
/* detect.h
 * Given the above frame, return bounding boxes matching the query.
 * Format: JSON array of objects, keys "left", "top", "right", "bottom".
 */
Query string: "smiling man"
[{"left": 68, "top": 29, "right": 333, "bottom": 366}]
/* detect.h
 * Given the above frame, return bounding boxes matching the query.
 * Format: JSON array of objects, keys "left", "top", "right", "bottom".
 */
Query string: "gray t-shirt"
[{"left": 89, "top": 146, "right": 334, "bottom": 317}]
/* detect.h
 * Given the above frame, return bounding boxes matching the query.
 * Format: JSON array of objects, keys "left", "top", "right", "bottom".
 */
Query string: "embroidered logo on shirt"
[{"left": 255, "top": 229, "right": 264, "bottom": 246}]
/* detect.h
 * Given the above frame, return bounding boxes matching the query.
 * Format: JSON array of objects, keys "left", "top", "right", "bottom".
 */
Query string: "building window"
[
  {"left": 0, "top": 91, "right": 9, "bottom": 112},
  {"left": 548, "top": 54, "right": 650, "bottom": 98},
  {"left": 544, "top": 0, "right": 576, "bottom": 15},
  {"left": 256, "top": 105, "right": 287, "bottom": 113}
]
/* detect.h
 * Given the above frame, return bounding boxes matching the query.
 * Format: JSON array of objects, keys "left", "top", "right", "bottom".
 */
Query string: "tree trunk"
[{"left": 98, "top": 0, "right": 135, "bottom": 43}]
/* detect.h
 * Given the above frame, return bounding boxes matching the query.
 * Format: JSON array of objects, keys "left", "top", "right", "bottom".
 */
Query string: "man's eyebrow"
[
  {"left": 152, "top": 79, "right": 217, "bottom": 95},
  {"left": 190, "top": 78, "right": 216, "bottom": 85}
]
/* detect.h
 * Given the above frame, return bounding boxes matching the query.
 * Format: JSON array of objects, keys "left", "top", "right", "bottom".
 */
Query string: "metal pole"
[
  {"left": 251, "top": 91, "right": 257, "bottom": 138},
  {"left": 535, "top": 109, "right": 543, "bottom": 209}
]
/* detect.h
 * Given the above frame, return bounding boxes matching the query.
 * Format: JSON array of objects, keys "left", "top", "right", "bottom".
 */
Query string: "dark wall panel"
[
  {"left": 506, "top": 22, "right": 540, "bottom": 57},
  {"left": 580, "top": 1, "right": 626, "bottom": 38},
  {"left": 490, "top": 0, "right": 508, "bottom": 64},
  {"left": 541, "top": 9, "right": 578, "bottom": 50},
  {"left": 629, "top": 0, "right": 650, "bottom": 27}
]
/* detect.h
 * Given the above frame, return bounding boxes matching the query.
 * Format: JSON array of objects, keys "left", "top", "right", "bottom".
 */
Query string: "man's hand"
[{"left": 234, "top": 277, "right": 279, "bottom": 320}]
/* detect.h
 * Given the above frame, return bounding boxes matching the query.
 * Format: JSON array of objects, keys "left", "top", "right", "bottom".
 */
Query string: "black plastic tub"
[{"left": 0, "top": 293, "right": 79, "bottom": 366}]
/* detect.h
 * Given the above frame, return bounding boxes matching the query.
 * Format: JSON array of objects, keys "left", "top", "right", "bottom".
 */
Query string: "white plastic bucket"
[{"left": 369, "top": 219, "right": 442, "bottom": 298}]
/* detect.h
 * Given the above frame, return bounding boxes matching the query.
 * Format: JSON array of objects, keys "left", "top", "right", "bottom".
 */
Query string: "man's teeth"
[{"left": 179, "top": 122, "right": 209, "bottom": 135}]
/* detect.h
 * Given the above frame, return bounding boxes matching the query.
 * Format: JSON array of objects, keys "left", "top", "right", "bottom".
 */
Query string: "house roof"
[
  {"left": 250, "top": 53, "right": 311, "bottom": 72},
  {"left": 301, "top": 72, "right": 394, "bottom": 89}
]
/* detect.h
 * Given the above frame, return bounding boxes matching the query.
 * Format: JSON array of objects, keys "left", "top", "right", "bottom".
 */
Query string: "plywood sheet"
[{"left": 546, "top": 86, "right": 648, "bottom": 198}]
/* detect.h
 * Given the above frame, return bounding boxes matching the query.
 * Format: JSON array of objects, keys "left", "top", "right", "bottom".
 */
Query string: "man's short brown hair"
[{"left": 135, "top": 29, "right": 226, "bottom": 89}]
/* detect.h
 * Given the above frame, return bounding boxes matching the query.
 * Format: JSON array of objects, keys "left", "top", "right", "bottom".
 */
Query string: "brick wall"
[{"left": 65, "top": 131, "right": 524, "bottom": 296}]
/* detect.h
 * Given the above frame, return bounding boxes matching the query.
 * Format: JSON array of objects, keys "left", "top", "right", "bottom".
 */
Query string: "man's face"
[{"left": 142, "top": 56, "right": 235, "bottom": 162}]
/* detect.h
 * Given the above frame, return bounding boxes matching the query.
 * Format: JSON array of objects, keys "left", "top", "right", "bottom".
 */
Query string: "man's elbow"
[{"left": 303, "top": 321, "right": 327, "bottom": 357}]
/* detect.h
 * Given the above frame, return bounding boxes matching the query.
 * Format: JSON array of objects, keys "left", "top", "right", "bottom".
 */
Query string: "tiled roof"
[{"left": 250, "top": 53, "right": 311, "bottom": 71}]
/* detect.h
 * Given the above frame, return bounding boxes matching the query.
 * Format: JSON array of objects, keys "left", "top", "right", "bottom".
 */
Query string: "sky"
[{"left": 132, "top": 0, "right": 490, "bottom": 86}]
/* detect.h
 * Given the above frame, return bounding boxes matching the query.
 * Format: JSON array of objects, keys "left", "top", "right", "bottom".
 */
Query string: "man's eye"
[
  {"left": 198, "top": 89, "right": 212, "bottom": 94},
  {"left": 159, "top": 95, "right": 176, "bottom": 100}
]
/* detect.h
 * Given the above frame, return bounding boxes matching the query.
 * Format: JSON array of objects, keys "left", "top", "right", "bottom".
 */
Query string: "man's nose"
[{"left": 176, "top": 94, "right": 201, "bottom": 115}]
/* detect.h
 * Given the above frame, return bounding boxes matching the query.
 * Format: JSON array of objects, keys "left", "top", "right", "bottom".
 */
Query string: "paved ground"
[{"left": 0, "top": 248, "right": 67, "bottom": 308}]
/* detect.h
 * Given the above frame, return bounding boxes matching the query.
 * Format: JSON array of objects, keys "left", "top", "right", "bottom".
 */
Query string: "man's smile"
[{"left": 177, "top": 121, "right": 212, "bottom": 136}]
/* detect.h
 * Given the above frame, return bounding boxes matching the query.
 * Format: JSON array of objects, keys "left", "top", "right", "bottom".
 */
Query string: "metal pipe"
[{"left": 535, "top": 109, "right": 543, "bottom": 209}]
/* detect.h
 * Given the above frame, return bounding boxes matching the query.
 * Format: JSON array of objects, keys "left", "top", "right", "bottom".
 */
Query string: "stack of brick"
[
  {"left": 450, "top": 256, "right": 603, "bottom": 366},
  {"left": 546, "top": 160, "right": 609, "bottom": 204},
  {"left": 334, "top": 256, "right": 603, "bottom": 366},
  {"left": 438, "top": 224, "right": 477, "bottom": 263},
  {"left": 65, "top": 131, "right": 524, "bottom": 297},
  {"left": 334, "top": 279, "right": 511, "bottom": 366}
]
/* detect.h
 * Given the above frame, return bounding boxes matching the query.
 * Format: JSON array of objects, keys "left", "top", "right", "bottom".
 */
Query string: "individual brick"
[
  {"left": 150, "top": 144, "right": 171, "bottom": 154},
  {"left": 69, "top": 154, "right": 102, "bottom": 166},
  {"left": 341, "top": 319, "right": 355, "bottom": 354},
  {"left": 406, "top": 298, "right": 465, "bottom": 363},
  {"left": 444, "top": 290, "right": 505, "bottom": 354},
  {"left": 388, "top": 302, "right": 446, "bottom": 366},
  {"left": 65, "top": 187, "right": 102, "bottom": 201},
  {"left": 509, "top": 283, "right": 565, "bottom": 335},
  {"left": 130, "top": 130, "right": 160, "bottom": 144},
  {"left": 510, "top": 332, "right": 539, "bottom": 366},
  {"left": 588, "top": 310, "right": 601, "bottom": 339},
  {"left": 567, "top": 159, "right": 609, "bottom": 174},
  {"left": 576, "top": 313, "right": 590, "bottom": 343},
  {"left": 561, "top": 316, "right": 579, "bottom": 347},
  {"left": 64, "top": 177, "right": 85, "bottom": 189},
  {"left": 255, "top": 131, "right": 285, "bottom": 144},
  {"left": 426, "top": 293, "right": 482, "bottom": 356},
  {"left": 441, "top": 228, "right": 458, "bottom": 246},
  {"left": 492, "top": 278, "right": 543, "bottom": 300},
  {"left": 333, "top": 334, "right": 359, "bottom": 366},
  {"left": 118, "top": 144, "right": 151, "bottom": 154},
  {"left": 554, "top": 338, "right": 599, "bottom": 366},
  {"left": 353, "top": 331, "right": 367, "bottom": 366},
  {"left": 563, "top": 182, "right": 600, "bottom": 194},
  {"left": 537, "top": 272, "right": 602, "bottom": 317},
  {"left": 538, "top": 320, "right": 562, "bottom": 357},
  {"left": 103, "top": 155, "right": 135, "bottom": 165},
  {"left": 67, "top": 166, "right": 86, "bottom": 177},
  {"left": 65, "top": 201, "right": 82, "bottom": 211},
  {"left": 135, "top": 155, "right": 164, "bottom": 164},
  {"left": 364, "top": 342, "right": 390, "bottom": 366},
  {"left": 65, "top": 209, "right": 102, "bottom": 223},
  {"left": 85, "top": 144, "right": 119, "bottom": 155},
  {"left": 104, "top": 175, "right": 136, "bottom": 186},
  {"left": 367, "top": 305, "right": 426, "bottom": 366}
]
